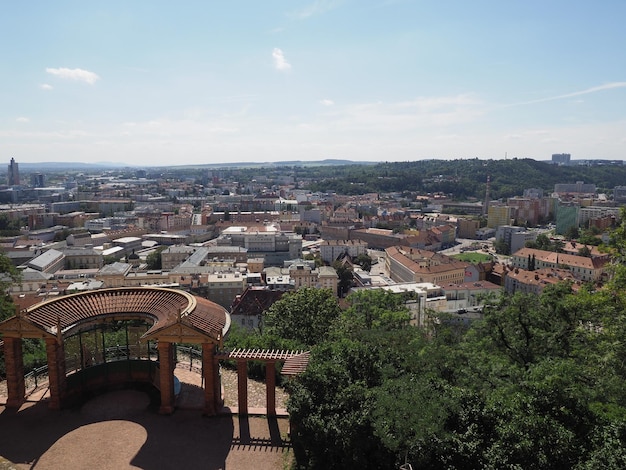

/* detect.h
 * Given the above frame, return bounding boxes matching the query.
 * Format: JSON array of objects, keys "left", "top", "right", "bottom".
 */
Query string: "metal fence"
[
  {"left": 24, "top": 365, "right": 48, "bottom": 393},
  {"left": 175, "top": 345, "right": 203, "bottom": 374}
]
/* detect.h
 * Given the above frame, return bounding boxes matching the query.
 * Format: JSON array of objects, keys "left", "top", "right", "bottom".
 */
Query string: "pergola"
[{"left": 0, "top": 287, "right": 310, "bottom": 415}]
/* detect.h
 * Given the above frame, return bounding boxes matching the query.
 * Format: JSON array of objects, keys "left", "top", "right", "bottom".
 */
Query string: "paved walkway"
[{"left": 0, "top": 366, "right": 293, "bottom": 469}]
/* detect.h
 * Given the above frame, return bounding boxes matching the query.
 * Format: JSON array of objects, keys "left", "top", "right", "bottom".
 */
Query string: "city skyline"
[{"left": 2, "top": 1, "right": 625, "bottom": 166}]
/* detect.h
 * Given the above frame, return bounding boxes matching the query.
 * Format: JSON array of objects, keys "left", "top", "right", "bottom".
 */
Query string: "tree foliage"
[
  {"left": 262, "top": 287, "right": 340, "bottom": 348},
  {"left": 287, "top": 266, "right": 626, "bottom": 469}
]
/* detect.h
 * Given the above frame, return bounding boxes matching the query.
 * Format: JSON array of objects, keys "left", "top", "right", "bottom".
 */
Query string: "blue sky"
[{"left": 2, "top": 0, "right": 625, "bottom": 166}]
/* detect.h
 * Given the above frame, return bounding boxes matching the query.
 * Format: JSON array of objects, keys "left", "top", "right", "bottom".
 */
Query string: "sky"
[{"left": 2, "top": 0, "right": 626, "bottom": 166}]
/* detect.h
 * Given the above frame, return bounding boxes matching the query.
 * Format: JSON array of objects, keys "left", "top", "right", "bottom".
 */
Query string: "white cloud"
[
  {"left": 272, "top": 48, "right": 291, "bottom": 71},
  {"left": 320, "top": 99, "right": 335, "bottom": 106},
  {"left": 16, "top": 117, "right": 29, "bottom": 123},
  {"left": 40, "top": 83, "right": 53, "bottom": 90},
  {"left": 45, "top": 67, "right": 100, "bottom": 85}
]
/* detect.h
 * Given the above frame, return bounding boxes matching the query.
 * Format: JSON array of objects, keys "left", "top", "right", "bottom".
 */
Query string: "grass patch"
[{"left": 451, "top": 252, "right": 493, "bottom": 263}]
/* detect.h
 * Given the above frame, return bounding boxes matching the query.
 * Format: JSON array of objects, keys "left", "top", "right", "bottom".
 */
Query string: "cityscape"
[
  {"left": 1, "top": 153, "right": 626, "bottom": 467},
  {"left": 2, "top": 0, "right": 626, "bottom": 468}
]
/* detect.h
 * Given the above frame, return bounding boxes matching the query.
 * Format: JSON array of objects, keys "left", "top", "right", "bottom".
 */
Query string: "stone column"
[
  {"left": 201, "top": 343, "right": 219, "bottom": 416},
  {"left": 237, "top": 360, "right": 248, "bottom": 415},
  {"left": 45, "top": 338, "right": 66, "bottom": 410},
  {"left": 4, "top": 337, "right": 25, "bottom": 408},
  {"left": 265, "top": 361, "right": 276, "bottom": 417},
  {"left": 158, "top": 341, "right": 175, "bottom": 414}
]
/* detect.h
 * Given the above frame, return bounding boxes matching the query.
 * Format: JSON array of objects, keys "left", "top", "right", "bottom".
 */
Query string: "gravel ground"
[{"left": 0, "top": 367, "right": 294, "bottom": 469}]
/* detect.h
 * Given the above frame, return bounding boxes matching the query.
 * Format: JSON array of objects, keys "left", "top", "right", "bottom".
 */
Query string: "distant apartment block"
[
  {"left": 487, "top": 204, "right": 513, "bottom": 229},
  {"left": 555, "top": 203, "right": 580, "bottom": 235},
  {"left": 578, "top": 206, "right": 620, "bottom": 228},
  {"left": 554, "top": 181, "right": 596, "bottom": 195},
  {"left": 551, "top": 153, "right": 571, "bottom": 165},
  {"left": 614, "top": 186, "right": 626, "bottom": 203},
  {"left": 457, "top": 218, "right": 480, "bottom": 239}
]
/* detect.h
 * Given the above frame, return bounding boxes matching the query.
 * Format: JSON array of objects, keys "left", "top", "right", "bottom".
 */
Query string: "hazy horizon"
[{"left": 2, "top": 1, "right": 625, "bottom": 165}]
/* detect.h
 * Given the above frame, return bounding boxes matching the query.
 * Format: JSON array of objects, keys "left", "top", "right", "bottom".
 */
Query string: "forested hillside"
[{"left": 303, "top": 159, "right": 626, "bottom": 200}]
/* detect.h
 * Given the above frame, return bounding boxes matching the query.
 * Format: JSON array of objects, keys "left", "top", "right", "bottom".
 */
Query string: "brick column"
[
  {"left": 45, "top": 338, "right": 66, "bottom": 410},
  {"left": 202, "top": 343, "right": 218, "bottom": 416},
  {"left": 158, "top": 341, "right": 175, "bottom": 414},
  {"left": 4, "top": 337, "right": 25, "bottom": 408},
  {"left": 237, "top": 360, "right": 248, "bottom": 415},
  {"left": 265, "top": 361, "right": 276, "bottom": 417}
]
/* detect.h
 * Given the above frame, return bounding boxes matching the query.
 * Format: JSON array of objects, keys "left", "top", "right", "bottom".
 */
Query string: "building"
[
  {"left": 442, "top": 280, "right": 502, "bottom": 312},
  {"left": 554, "top": 181, "right": 596, "bottom": 195},
  {"left": 30, "top": 173, "right": 45, "bottom": 187},
  {"left": 161, "top": 245, "right": 196, "bottom": 270},
  {"left": 504, "top": 267, "right": 578, "bottom": 295},
  {"left": 25, "top": 249, "right": 65, "bottom": 274},
  {"left": 7, "top": 158, "right": 20, "bottom": 186},
  {"left": 62, "top": 247, "right": 103, "bottom": 270},
  {"left": 495, "top": 225, "right": 538, "bottom": 254},
  {"left": 555, "top": 203, "right": 580, "bottom": 235},
  {"left": 510, "top": 247, "right": 608, "bottom": 283},
  {"left": 551, "top": 153, "right": 571, "bottom": 165},
  {"left": 487, "top": 204, "right": 513, "bottom": 229},
  {"left": 217, "top": 224, "right": 302, "bottom": 266},
  {"left": 230, "top": 287, "right": 285, "bottom": 329},
  {"left": 578, "top": 206, "right": 620, "bottom": 228},
  {"left": 320, "top": 239, "right": 368, "bottom": 264},
  {"left": 507, "top": 197, "right": 549, "bottom": 226},
  {"left": 614, "top": 186, "right": 626, "bottom": 203},
  {"left": 457, "top": 218, "right": 480, "bottom": 239},
  {"left": 203, "top": 272, "right": 248, "bottom": 308},
  {"left": 385, "top": 246, "right": 469, "bottom": 285}
]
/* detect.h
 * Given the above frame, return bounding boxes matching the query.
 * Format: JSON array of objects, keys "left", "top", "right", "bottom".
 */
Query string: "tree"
[
  {"left": 332, "top": 261, "right": 354, "bottom": 297},
  {"left": 262, "top": 287, "right": 340, "bottom": 348},
  {"left": 339, "top": 289, "right": 410, "bottom": 334},
  {"left": 0, "top": 252, "right": 21, "bottom": 321},
  {"left": 146, "top": 247, "right": 165, "bottom": 270},
  {"left": 355, "top": 253, "right": 373, "bottom": 272}
]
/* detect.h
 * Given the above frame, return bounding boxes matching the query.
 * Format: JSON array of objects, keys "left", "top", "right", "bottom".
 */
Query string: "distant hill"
[
  {"left": 17, "top": 162, "right": 127, "bottom": 172},
  {"left": 14, "top": 159, "right": 371, "bottom": 172}
]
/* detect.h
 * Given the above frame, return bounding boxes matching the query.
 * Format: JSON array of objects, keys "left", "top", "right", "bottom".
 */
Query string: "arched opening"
[{"left": 0, "top": 287, "right": 230, "bottom": 415}]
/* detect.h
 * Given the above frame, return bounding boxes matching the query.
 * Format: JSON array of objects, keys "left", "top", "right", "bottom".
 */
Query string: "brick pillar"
[
  {"left": 4, "top": 337, "right": 25, "bottom": 408},
  {"left": 202, "top": 343, "right": 218, "bottom": 416},
  {"left": 45, "top": 338, "right": 66, "bottom": 410},
  {"left": 266, "top": 361, "right": 276, "bottom": 417},
  {"left": 237, "top": 360, "right": 248, "bottom": 415},
  {"left": 158, "top": 342, "right": 175, "bottom": 414}
]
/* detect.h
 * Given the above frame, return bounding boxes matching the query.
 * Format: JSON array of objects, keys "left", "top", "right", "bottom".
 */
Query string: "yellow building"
[{"left": 487, "top": 205, "right": 513, "bottom": 228}]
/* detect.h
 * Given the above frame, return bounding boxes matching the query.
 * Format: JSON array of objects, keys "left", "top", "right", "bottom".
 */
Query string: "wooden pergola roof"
[
  {"left": 0, "top": 287, "right": 230, "bottom": 344},
  {"left": 215, "top": 348, "right": 310, "bottom": 375}
]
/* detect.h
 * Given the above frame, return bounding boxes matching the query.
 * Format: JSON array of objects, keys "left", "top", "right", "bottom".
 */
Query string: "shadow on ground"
[{"left": 0, "top": 387, "right": 290, "bottom": 470}]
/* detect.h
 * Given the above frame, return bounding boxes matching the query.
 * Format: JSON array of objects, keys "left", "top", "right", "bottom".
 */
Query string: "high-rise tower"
[{"left": 7, "top": 158, "right": 20, "bottom": 186}]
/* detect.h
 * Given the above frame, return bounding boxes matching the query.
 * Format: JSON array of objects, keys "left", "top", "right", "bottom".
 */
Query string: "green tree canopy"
[{"left": 262, "top": 287, "right": 341, "bottom": 348}]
